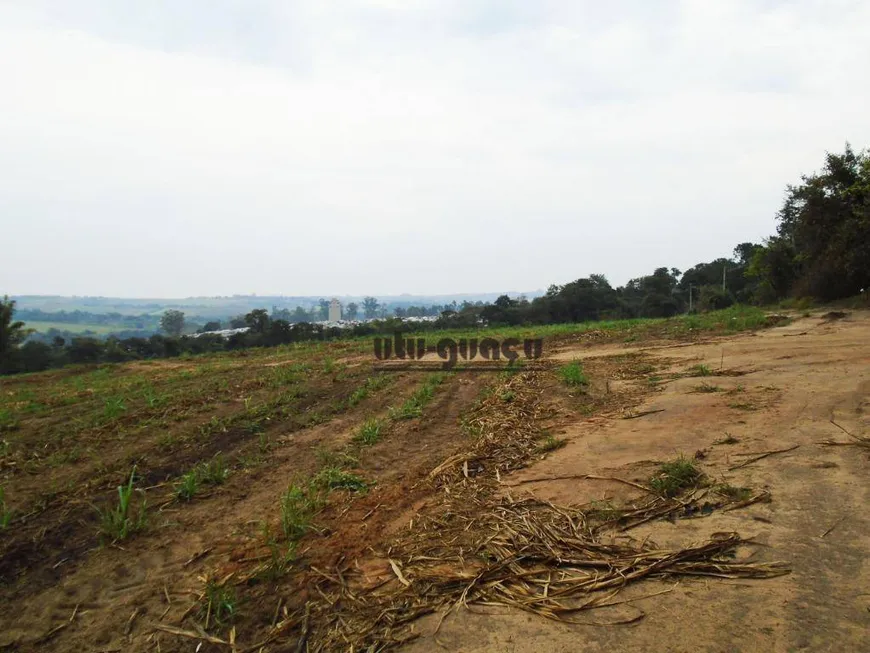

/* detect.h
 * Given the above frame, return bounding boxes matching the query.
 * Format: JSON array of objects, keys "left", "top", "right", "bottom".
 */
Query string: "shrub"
[{"left": 559, "top": 361, "right": 588, "bottom": 387}]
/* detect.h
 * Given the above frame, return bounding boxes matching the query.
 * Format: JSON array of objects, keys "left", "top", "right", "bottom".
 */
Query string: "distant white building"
[{"left": 328, "top": 298, "right": 342, "bottom": 322}]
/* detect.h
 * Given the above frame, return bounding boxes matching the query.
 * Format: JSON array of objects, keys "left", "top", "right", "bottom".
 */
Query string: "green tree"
[
  {"left": 1, "top": 296, "right": 31, "bottom": 373},
  {"left": 362, "top": 297, "right": 379, "bottom": 319},
  {"left": 199, "top": 321, "right": 221, "bottom": 333},
  {"left": 318, "top": 299, "right": 330, "bottom": 320},
  {"left": 747, "top": 237, "right": 800, "bottom": 302},
  {"left": 698, "top": 285, "right": 734, "bottom": 311},
  {"left": 345, "top": 302, "right": 359, "bottom": 320},
  {"left": 0, "top": 296, "right": 27, "bottom": 353},
  {"left": 291, "top": 306, "right": 310, "bottom": 323},
  {"left": 244, "top": 309, "right": 270, "bottom": 334},
  {"left": 160, "top": 309, "right": 185, "bottom": 337},
  {"left": 771, "top": 144, "right": 870, "bottom": 299}
]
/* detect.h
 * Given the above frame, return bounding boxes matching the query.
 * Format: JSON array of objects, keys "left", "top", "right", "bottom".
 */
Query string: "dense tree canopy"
[
  {"left": 749, "top": 144, "right": 870, "bottom": 301},
  {"left": 363, "top": 297, "right": 380, "bottom": 319},
  {"left": 160, "top": 309, "right": 186, "bottom": 337},
  {"left": 0, "top": 296, "right": 30, "bottom": 373}
]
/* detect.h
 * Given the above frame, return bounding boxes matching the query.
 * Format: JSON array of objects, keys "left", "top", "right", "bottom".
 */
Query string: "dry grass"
[
  {"left": 819, "top": 420, "right": 870, "bottom": 449},
  {"left": 239, "top": 368, "right": 788, "bottom": 652}
]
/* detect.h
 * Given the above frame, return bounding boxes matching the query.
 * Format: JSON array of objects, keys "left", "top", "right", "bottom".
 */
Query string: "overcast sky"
[{"left": 2, "top": 1, "right": 868, "bottom": 298}]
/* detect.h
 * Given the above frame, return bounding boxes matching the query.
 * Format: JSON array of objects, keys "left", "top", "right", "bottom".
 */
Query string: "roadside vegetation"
[{"left": 559, "top": 361, "right": 589, "bottom": 387}]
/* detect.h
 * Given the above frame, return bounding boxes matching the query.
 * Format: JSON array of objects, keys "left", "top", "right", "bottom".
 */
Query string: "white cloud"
[{"left": 1, "top": 0, "right": 868, "bottom": 296}]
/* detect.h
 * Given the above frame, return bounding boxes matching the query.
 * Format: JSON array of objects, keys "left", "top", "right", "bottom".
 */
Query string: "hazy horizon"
[
  {"left": 10, "top": 289, "right": 546, "bottom": 303},
  {"left": 3, "top": 1, "right": 869, "bottom": 297}
]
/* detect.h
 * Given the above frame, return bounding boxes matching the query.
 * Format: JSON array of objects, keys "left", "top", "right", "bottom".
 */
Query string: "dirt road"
[{"left": 406, "top": 311, "right": 870, "bottom": 652}]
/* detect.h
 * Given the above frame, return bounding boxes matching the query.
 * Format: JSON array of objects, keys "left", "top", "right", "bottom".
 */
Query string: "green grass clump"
[
  {"left": 0, "top": 408, "right": 19, "bottom": 433},
  {"left": 258, "top": 524, "right": 297, "bottom": 581},
  {"left": 198, "top": 456, "right": 230, "bottom": 484},
  {"left": 142, "top": 387, "right": 166, "bottom": 408},
  {"left": 559, "top": 361, "right": 588, "bottom": 387},
  {"left": 688, "top": 364, "right": 712, "bottom": 377},
  {"left": 347, "top": 374, "right": 392, "bottom": 407},
  {"left": 199, "top": 579, "right": 237, "bottom": 629},
  {"left": 313, "top": 467, "right": 369, "bottom": 492},
  {"left": 389, "top": 373, "right": 445, "bottom": 420},
  {"left": 649, "top": 457, "right": 703, "bottom": 497},
  {"left": 97, "top": 467, "right": 147, "bottom": 541},
  {"left": 279, "top": 483, "right": 321, "bottom": 541},
  {"left": 175, "top": 456, "right": 229, "bottom": 501},
  {"left": 538, "top": 434, "right": 567, "bottom": 453},
  {"left": 354, "top": 418, "right": 382, "bottom": 446},
  {"left": 692, "top": 382, "right": 721, "bottom": 393},
  {"left": 176, "top": 472, "right": 199, "bottom": 501},
  {"left": 0, "top": 487, "right": 12, "bottom": 529},
  {"left": 315, "top": 447, "right": 358, "bottom": 469},
  {"left": 390, "top": 397, "right": 425, "bottom": 420},
  {"left": 348, "top": 386, "right": 369, "bottom": 407},
  {"left": 103, "top": 396, "right": 127, "bottom": 420}
]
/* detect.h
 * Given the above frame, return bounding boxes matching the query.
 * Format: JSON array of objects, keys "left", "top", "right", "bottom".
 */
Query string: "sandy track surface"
[{"left": 405, "top": 311, "right": 870, "bottom": 652}]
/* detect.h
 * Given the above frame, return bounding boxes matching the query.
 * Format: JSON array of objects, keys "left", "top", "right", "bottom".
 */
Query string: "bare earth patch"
[{"left": 405, "top": 311, "right": 870, "bottom": 652}]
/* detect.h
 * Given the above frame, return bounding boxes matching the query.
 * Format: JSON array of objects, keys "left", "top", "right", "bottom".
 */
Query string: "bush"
[
  {"left": 699, "top": 286, "right": 734, "bottom": 311},
  {"left": 559, "top": 361, "right": 588, "bottom": 387}
]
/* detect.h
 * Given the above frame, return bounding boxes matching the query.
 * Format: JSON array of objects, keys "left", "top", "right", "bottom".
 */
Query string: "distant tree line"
[
  {"left": 0, "top": 303, "right": 434, "bottom": 374},
  {"left": 448, "top": 249, "right": 757, "bottom": 328},
  {"left": 14, "top": 308, "right": 162, "bottom": 329},
  {"left": 2, "top": 144, "right": 867, "bottom": 375}
]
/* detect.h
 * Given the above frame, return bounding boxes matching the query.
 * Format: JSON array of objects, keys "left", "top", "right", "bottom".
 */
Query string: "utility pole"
[
  {"left": 722, "top": 264, "right": 727, "bottom": 291},
  {"left": 688, "top": 285, "right": 693, "bottom": 313}
]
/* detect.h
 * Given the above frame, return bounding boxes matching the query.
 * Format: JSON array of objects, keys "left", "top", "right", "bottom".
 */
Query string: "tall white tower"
[{"left": 328, "top": 298, "right": 342, "bottom": 322}]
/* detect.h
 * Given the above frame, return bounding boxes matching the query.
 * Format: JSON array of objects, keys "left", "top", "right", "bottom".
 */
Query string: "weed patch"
[
  {"left": 389, "top": 373, "right": 445, "bottom": 420},
  {"left": 0, "top": 486, "right": 12, "bottom": 529},
  {"left": 313, "top": 467, "right": 369, "bottom": 492},
  {"left": 354, "top": 418, "right": 382, "bottom": 446},
  {"left": 97, "top": 467, "right": 147, "bottom": 541},
  {"left": 199, "top": 579, "right": 237, "bottom": 630},
  {"left": 258, "top": 524, "right": 297, "bottom": 581},
  {"left": 538, "top": 434, "right": 567, "bottom": 453},
  {"left": 650, "top": 457, "right": 703, "bottom": 497},
  {"left": 347, "top": 374, "right": 392, "bottom": 407},
  {"left": 559, "top": 361, "right": 588, "bottom": 387},
  {"left": 280, "top": 483, "right": 321, "bottom": 541},
  {"left": 175, "top": 456, "right": 230, "bottom": 501}
]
